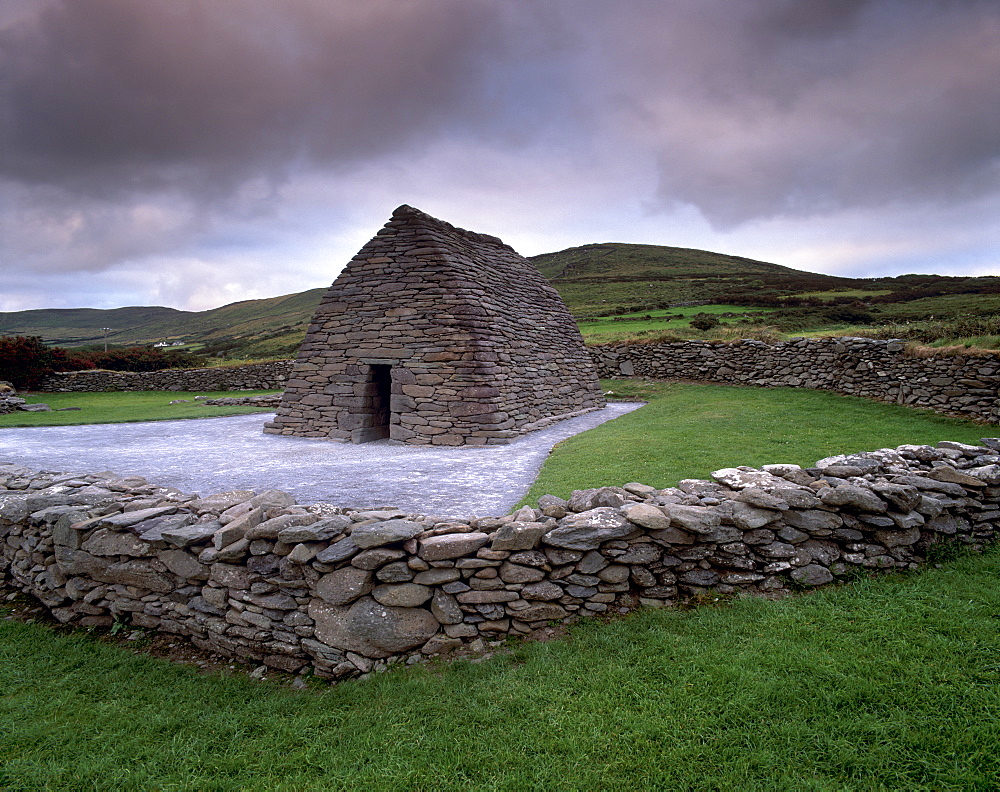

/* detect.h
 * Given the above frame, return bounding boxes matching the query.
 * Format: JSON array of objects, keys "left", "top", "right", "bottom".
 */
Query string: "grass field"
[
  {"left": 0, "top": 380, "right": 1000, "bottom": 791},
  {"left": 522, "top": 381, "right": 992, "bottom": 504},
  {"left": 577, "top": 304, "right": 772, "bottom": 344},
  {"left": 2, "top": 381, "right": 999, "bottom": 788},
  {"left": 0, "top": 390, "right": 280, "bottom": 427},
  {"left": 2, "top": 547, "right": 998, "bottom": 789}
]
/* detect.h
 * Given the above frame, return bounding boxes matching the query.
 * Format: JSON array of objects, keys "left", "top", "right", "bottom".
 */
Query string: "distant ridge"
[{"left": 3, "top": 241, "right": 991, "bottom": 356}]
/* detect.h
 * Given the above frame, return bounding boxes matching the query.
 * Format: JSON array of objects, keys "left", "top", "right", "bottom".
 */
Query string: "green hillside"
[
  {"left": 531, "top": 243, "right": 869, "bottom": 316},
  {"left": 0, "top": 288, "right": 327, "bottom": 356},
  {"left": 3, "top": 242, "right": 999, "bottom": 357}
]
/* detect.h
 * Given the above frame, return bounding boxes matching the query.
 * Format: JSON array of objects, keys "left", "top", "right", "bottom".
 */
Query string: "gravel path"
[{"left": 0, "top": 404, "right": 643, "bottom": 517}]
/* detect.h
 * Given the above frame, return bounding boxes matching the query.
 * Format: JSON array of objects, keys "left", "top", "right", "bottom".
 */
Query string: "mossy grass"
[
  {"left": 0, "top": 390, "right": 280, "bottom": 427},
  {"left": 2, "top": 547, "right": 999, "bottom": 789},
  {"left": 522, "top": 380, "right": 991, "bottom": 504}
]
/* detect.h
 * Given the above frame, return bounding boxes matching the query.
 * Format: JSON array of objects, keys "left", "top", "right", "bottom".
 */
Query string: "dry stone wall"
[
  {"left": 592, "top": 337, "right": 1000, "bottom": 422},
  {"left": 34, "top": 337, "right": 1000, "bottom": 426},
  {"left": 38, "top": 361, "right": 293, "bottom": 393},
  {"left": 266, "top": 205, "right": 604, "bottom": 445},
  {"left": 4, "top": 438, "right": 1000, "bottom": 680}
]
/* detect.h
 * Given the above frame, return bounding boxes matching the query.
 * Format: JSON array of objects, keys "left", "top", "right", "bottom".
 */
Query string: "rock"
[
  {"left": 315, "top": 536, "right": 361, "bottom": 564},
  {"left": 925, "top": 514, "right": 967, "bottom": 535},
  {"left": 542, "top": 508, "right": 635, "bottom": 550},
  {"left": 781, "top": 509, "right": 842, "bottom": 533},
  {"left": 160, "top": 521, "right": 220, "bottom": 548},
  {"left": 351, "top": 547, "right": 406, "bottom": 570},
  {"left": 520, "top": 580, "right": 564, "bottom": 601},
  {"left": 417, "top": 531, "right": 490, "bottom": 560},
  {"left": 498, "top": 561, "right": 545, "bottom": 583},
  {"left": 189, "top": 491, "right": 256, "bottom": 515},
  {"left": 350, "top": 519, "right": 424, "bottom": 548},
  {"left": 711, "top": 467, "right": 784, "bottom": 489},
  {"left": 621, "top": 502, "right": 671, "bottom": 531},
  {"left": 597, "top": 564, "right": 630, "bottom": 584},
  {"left": 790, "top": 564, "right": 834, "bottom": 586},
  {"left": 659, "top": 504, "right": 720, "bottom": 535},
  {"left": 455, "top": 590, "right": 519, "bottom": 604},
  {"left": 94, "top": 506, "right": 179, "bottom": 531},
  {"left": 315, "top": 567, "right": 374, "bottom": 606},
  {"left": 735, "top": 488, "right": 789, "bottom": 510},
  {"left": 422, "top": 635, "right": 464, "bottom": 655},
  {"left": 874, "top": 526, "right": 921, "bottom": 547},
  {"left": 372, "top": 583, "right": 432, "bottom": 607},
  {"left": 566, "top": 487, "right": 628, "bottom": 512},
  {"left": 869, "top": 482, "right": 921, "bottom": 513},
  {"left": 490, "top": 522, "right": 548, "bottom": 551},
  {"left": 616, "top": 543, "right": 661, "bottom": 564},
  {"left": 430, "top": 590, "right": 464, "bottom": 624},
  {"left": 728, "top": 501, "right": 781, "bottom": 530},
  {"left": 158, "top": 549, "right": 209, "bottom": 580},
  {"left": 967, "top": 464, "right": 1000, "bottom": 485},
  {"left": 412, "top": 568, "right": 462, "bottom": 585},
  {"left": 277, "top": 515, "right": 351, "bottom": 543},
  {"left": 890, "top": 510, "right": 925, "bottom": 531},
  {"left": 100, "top": 560, "right": 173, "bottom": 592},
  {"left": 287, "top": 543, "right": 317, "bottom": 564},
  {"left": 213, "top": 507, "right": 264, "bottom": 549},
  {"left": 375, "top": 561, "right": 413, "bottom": 583},
  {"left": 308, "top": 596, "right": 439, "bottom": 659},
  {"left": 210, "top": 562, "right": 252, "bottom": 590},
  {"left": 892, "top": 475, "right": 967, "bottom": 496},
  {"left": 927, "top": 466, "right": 986, "bottom": 487},
  {"left": 819, "top": 485, "right": 887, "bottom": 513},
  {"left": 81, "top": 528, "right": 156, "bottom": 557},
  {"left": 678, "top": 569, "right": 720, "bottom": 587},
  {"left": 514, "top": 603, "right": 568, "bottom": 622},
  {"left": 623, "top": 482, "right": 657, "bottom": 496},
  {"left": 18, "top": 403, "right": 52, "bottom": 412}
]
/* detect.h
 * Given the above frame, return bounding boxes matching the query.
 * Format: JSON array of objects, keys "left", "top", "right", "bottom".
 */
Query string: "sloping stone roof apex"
[{"left": 389, "top": 204, "right": 513, "bottom": 253}]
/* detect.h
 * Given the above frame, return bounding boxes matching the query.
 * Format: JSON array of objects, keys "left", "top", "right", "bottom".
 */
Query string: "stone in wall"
[
  {"left": 3, "top": 436, "right": 1000, "bottom": 681},
  {"left": 38, "top": 360, "right": 294, "bottom": 393},
  {"left": 591, "top": 337, "right": 1000, "bottom": 423},
  {"left": 266, "top": 205, "right": 604, "bottom": 446}
]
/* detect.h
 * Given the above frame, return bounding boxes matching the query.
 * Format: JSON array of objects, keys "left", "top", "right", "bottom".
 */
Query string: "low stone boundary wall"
[
  {"left": 34, "top": 338, "right": 1000, "bottom": 425},
  {"left": 3, "top": 438, "right": 999, "bottom": 679},
  {"left": 590, "top": 337, "right": 1000, "bottom": 422},
  {"left": 37, "top": 360, "right": 294, "bottom": 392}
]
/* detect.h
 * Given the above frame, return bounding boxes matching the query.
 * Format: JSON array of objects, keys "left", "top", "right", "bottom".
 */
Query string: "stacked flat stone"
[
  {"left": 265, "top": 205, "right": 604, "bottom": 445},
  {"left": 3, "top": 438, "right": 999, "bottom": 680},
  {"left": 39, "top": 360, "right": 293, "bottom": 393},
  {"left": 592, "top": 337, "right": 1000, "bottom": 422}
]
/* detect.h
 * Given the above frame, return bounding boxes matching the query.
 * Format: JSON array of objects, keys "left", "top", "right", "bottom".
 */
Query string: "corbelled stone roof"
[{"left": 266, "top": 205, "right": 604, "bottom": 445}]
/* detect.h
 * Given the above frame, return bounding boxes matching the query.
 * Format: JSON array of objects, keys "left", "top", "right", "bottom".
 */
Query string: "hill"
[
  {"left": 3, "top": 242, "right": 999, "bottom": 357},
  {"left": 533, "top": 242, "right": 867, "bottom": 316},
  {"left": 0, "top": 288, "right": 327, "bottom": 358}
]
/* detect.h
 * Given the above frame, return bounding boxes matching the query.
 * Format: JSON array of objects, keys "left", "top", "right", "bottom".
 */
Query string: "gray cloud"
[
  {"left": 1, "top": 0, "right": 998, "bottom": 311},
  {"left": 582, "top": 0, "right": 1000, "bottom": 225},
  {"left": 0, "top": 0, "right": 532, "bottom": 197}
]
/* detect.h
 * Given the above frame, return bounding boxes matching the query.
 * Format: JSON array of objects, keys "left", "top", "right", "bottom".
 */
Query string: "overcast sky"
[{"left": 2, "top": 0, "right": 998, "bottom": 312}]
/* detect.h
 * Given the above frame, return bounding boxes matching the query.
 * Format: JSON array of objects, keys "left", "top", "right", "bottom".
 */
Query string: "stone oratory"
[{"left": 265, "top": 205, "right": 604, "bottom": 446}]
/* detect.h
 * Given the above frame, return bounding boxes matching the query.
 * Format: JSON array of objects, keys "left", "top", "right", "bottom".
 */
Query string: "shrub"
[
  {"left": 71, "top": 346, "right": 207, "bottom": 372},
  {"left": 689, "top": 314, "right": 721, "bottom": 331},
  {"left": 0, "top": 336, "right": 69, "bottom": 389}
]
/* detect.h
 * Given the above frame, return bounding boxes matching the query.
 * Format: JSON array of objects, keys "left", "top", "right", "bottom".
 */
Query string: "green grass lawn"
[
  {"left": 0, "top": 390, "right": 280, "bottom": 427},
  {"left": 577, "top": 304, "right": 771, "bottom": 344},
  {"left": 2, "top": 547, "right": 998, "bottom": 789},
  {"left": 2, "top": 380, "right": 999, "bottom": 787},
  {"left": 522, "top": 380, "right": 993, "bottom": 504}
]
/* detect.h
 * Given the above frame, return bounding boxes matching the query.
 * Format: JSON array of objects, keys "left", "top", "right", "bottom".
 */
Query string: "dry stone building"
[{"left": 264, "top": 205, "right": 604, "bottom": 445}]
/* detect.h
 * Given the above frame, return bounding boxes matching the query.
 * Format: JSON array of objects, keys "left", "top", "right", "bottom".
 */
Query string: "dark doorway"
[{"left": 368, "top": 364, "right": 392, "bottom": 440}]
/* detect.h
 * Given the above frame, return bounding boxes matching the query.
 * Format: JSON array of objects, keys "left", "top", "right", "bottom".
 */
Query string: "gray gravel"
[{"left": 0, "top": 404, "right": 643, "bottom": 517}]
